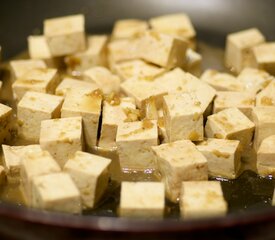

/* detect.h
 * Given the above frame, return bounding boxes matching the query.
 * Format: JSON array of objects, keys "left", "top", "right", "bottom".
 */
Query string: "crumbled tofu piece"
[
  {"left": 163, "top": 92, "right": 204, "bottom": 142},
  {"left": 185, "top": 48, "right": 202, "bottom": 77},
  {"left": 205, "top": 108, "right": 255, "bottom": 148},
  {"left": 112, "top": 19, "right": 149, "bottom": 40},
  {"left": 256, "top": 81, "right": 275, "bottom": 107},
  {"left": 213, "top": 91, "right": 255, "bottom": 120},
  {"left": 196, "top": 138, "right": 241, "bottom": 179},
  {"left": 252, "top": 107, "right": 275, "bottom": 151},
  {"left": 17, "top": 91, "right": 64, "bottom": 142},
  {"left": 152, "top": 140, "right": 208, "bottom": 202},
  {"left": 0, "top": 104, "right": 13, "bottom": 144},
  {"left": 237, "top": 68, "right": 274, "bottom": 94},
  {"left": 2, "top": 144, "right": 41, "bottom": 183},
  {"left": 32, "top": 172, "right": 81, "bottom": 214},
  {"left": 61, "top": 88, "right": 102, "bottom": 149},
  {"left": 201, "top": 69, "right": 244, "bottom": 91},
  {"left": 180, "top": 181, "right": 227, "bottom": 218},
  {"left": 20, "top": 149, "right": 61, "bottom": 203},
  {"left": 12, "top": 68, "right": 61, "bottom": 100},
  {"left": 64, "top": 151, "right": 111, "bottom": 208},
  {"left": 40, "top": 117, "right": 84, "bottom": 167},
  {"left": 225, "top": 28, "right": 265, "bottom": 73},
  {"left": 99, "top": 97, "right": 137, "bottom": 148},
  {"left": 119, "top": 181, "right": 165, "bottom": 218},
  {"left": 138, "top": 30, "right": 187, "bottom": 69},
  {"left": 83, "top": 67, "right": 120, "bottom": 94},
  {"left": 116, "top": 120, "right": 158, "bottom": 171},
  {"left": 44, "top": 14, "right": 86, "bottom": 57},
  {"left": 0, "top": 166, "right": 6, "bottom": 185},
  {"left": 65, "top": 35, "right": 109, "bottom": 72}
]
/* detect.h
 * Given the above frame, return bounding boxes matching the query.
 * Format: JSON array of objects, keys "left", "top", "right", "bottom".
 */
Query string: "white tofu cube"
[
  {"left": 196, "top": 138, "right": 241, "bottom": 179},
  {"left": 151, "top": 140, "right": 208, "bottom": 202},
  {"left": 17, "top": 91, "right": 64, "bottom": 142},
  {"left": 0, "top": 104, "right": 13, "bottom": 144},
  {"left": 205, "top": 108, "right": 255, "bottom": 148},
  {"left": 116, "top": 120, "right": 158, "bottom": 171},
  {"left": 119, "top": 181, "right": 165, "bottom": 218},
  {"left": 32, "top": 172, "right": 81, "bottom": 214},
  {"left": 225, "top": 28, "right": 265, "bottom": 73},
  {"left": 256, "top": 81, "right": 275, "bottom": 107},
  {"left": 180, "top": 181, "right": 227, "bottom": 218},
  {"left": 64, "top": 151, "right": 111, "bottom": 209},
  {"left": 40, "top": 117, "right": 84, "bottom": 167},
  {"left": 163, "top": 92, "right": 203, "bottom": 142},
  {"left": 44, "top": 14, "right": 86, "bottom": 57},
  {"left": 185, "top": 48, "right": 202, "bottom": 77}
]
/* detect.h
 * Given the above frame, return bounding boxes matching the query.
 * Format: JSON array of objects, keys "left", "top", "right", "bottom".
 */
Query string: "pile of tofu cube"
[{"left": 0, "top": 13, "right": 275, "bottom": 218}]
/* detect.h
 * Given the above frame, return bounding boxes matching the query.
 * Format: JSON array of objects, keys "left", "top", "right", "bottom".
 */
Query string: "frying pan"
[{"left": 1, "top": 0, "right": 275, "bottom": 239}]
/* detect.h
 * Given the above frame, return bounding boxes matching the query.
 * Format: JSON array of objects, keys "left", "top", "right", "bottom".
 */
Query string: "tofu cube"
[
  {"left": 185, "top": 48, "right": 202, "bottom": 77},
  {"left": 0, "top": 104, "right": 13, "bottom": 144},
  {"left": 256, "top": 81, "right": 275, "bottom": 107},
  {"left": 44, "top": 14, "right": 86, "bottom": 57},
  {"left": 180, "top": 181, "right": 227, "bottom": 218},
  {"left": 17, "top": 91, "right": 64, "bottom": 142},
  {"left": 116, "top": 120, "right": 158, "bottom": 170},
  {"left": 61, "top": 88, "right": 102, "bottom": 150},
  {"left": 225, "top": 28, "right": 265, "bottom": 73},
  {"left": 163, "top": 92, "right": 204, "bottom": 142},
  {"left": 40, "top": 117, "right": 84, "bottom": 167},
  {"left": 196, "top": 138, "right": 241, "bottom": 179},
  {"left": 12, "top": 68, "right": 61, "bottom": 100},
  {"left": 31, "top": 172, "right": 81, "bottom": 213},
  {"left": 205, "top": 108, "right": 255, "bottom": 148},
  {"left": 151, "top": 140, "right": 208, "bottom": 202},
  {"left": 64, "top": 151, "right": 111, "bottom": 208},
  {"left": 119, "top": 181, "right": 165, "bottom": 218}
]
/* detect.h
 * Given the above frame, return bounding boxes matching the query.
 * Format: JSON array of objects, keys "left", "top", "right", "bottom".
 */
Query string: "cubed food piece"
[
  {"left": 64, "top": 151, "right": 111, "bottom": 209},
  {"left": 252, "top": 107, "right": 275, "bottom": 151},
  {"left": 0, "top": 104, "right": 13, "bottom": 145},
  {"left": 213, "top": 91, "right": 255, "bottom": 120},
  {"left": 99, "top": 97, "right": 137, "bottom": 148},
  {"left": 139, "top": 30, "right": 187, "bottom": 69},
  {"left": 116, "top": 120, "right": 158, "bottom": 171},
  {"left": 152, "top": 140, "right": 208, "bottom": 202},
  {"left": 185, "top": 48, "right": 202, "bottom": 77},
  {"left": 119, "top": 181, "right": 165, "bottom": 218},
  {"left": 180, "top": 181, "right": 227, "bottom": 218},
  {"left": 44, "top": 14, "right": 86, "bottom": 57},
  {"left": 196, "top": 138, "right": 241, "bottom": 179},
  {"left": 225, "top": 28, "right": 265, "bottom": 73},
  {"left": 256, "top": 81, "right": 275, "bottom": 107},
  {"left": 163, "top": 92, "right": 203, "bottom": 142},
  {"left": 83, "top": 67, "right": 120, "bottom": 94},
  {"left": 17, "top": 91, "right": 64, "bottom": 142},
  {"left": 20, "top": 149, "right": 61, "bottom": 203},
  {"left": 112, "top": 19, "right": 149, "bottom": 40},
  {"left": 61, "top": 88, "right": 102, "bottom": 150},
  {"left": 201, "top": 69, "right": 244, "bottom": 91},
  {"left": 32, "top": 172, "right": 81, "bottom": 214},
  {"left": 0, "top": 165, "right": 6, "bottom": 185},
  {"left": 237, "top": 68, "right": 274, "bottom": 94},
  {"left": 12, "top": 68, "right": 60, "bottom": 100},
  {"left": 40, "top": 117, "right": 84, "bottom": 167},
  {"left": 2, "top": 145, "right": 41, "bottom": 183},
  {"left": 65, "top": 35, "right": 109, "bottom": 72}
]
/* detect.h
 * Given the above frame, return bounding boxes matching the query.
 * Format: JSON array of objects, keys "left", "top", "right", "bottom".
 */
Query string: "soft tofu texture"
[
  {"left": 17, "top": 91, "right": 64, "bottom": 142},
  {"left": 44, "top": 14, "right": 86, "bottom": 57},
  {"left": 64, "top": 151, "right": 111, "bottom": 209},
  {"left": 185, "top": 48, "right": 202, "bottom": 77},
  {"left": 119, "top": 181, "right": 165, "bottom": 218},
  {"left": 256, "top": 81, "right": 275, "bottom": 107},
  {"left": 225, "top": 28, "right": 265, "bottom": 73},
  {"left": 252, "top": 107, "right": 275, "bottom": 151},
  {"left": 116, "top": 120, "right": 158, "bottom": 170},
  {"left": 163, "top": 92, "right": 204, "bottom": 142},
  {"left": 213, "top": 91, "right": 255, "bottom": 120},
  {"left": 99, "top": 97, "right": 137, "bottom": 148},
  {"left": 31, "top": 172, "right": 81, "bottom": 214},
  {"left": 12, "top": 68, "right": 60, "bottom": 100},
  {"left": 205, "top": 108, "right": 255, "bottom": 148},
  {"left": 83, "top": 67, "right": 120, "bottom": 94},
  {"left": 40, "top": 117, "right": 84, "bottom": 167},
  {"left": 152, "top": 140, "right": 208, "bottom": 202},
  {"left": 0, "top": 104, "right": 13, "bottom": 145},
  {"left": 61, "top": 88, "right": 102, "bottom": 149},
  {"left": 180, "top": 181, "right": 227, "bottom": 218},
  {"left": 196, "top": 138, "right": 241, "bottom": 179}
]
